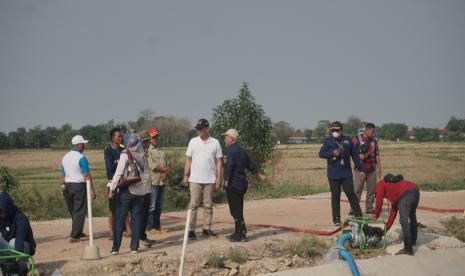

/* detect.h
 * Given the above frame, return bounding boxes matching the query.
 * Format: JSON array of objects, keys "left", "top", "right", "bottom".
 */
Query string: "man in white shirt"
[
  {"left": 60, "top": 135, "right": 96, "bottom": 243},
  {"left": 183, "top": 119, "right": 223, "bottom": 240}
]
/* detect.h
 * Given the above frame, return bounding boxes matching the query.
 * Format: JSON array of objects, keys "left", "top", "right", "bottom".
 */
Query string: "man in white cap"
[
  {"left": 222, "top": 129, "right": 268, "bottom": 242},
  {"left": 60, "top": 135, "right": 96, "bottom": 243}
]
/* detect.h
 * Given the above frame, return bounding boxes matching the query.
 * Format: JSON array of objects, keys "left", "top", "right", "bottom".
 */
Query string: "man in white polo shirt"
[
  {"left": 183, "top": 119, "right": 223, "bottom": 240},
  {"left": 60, "top": 135, "right": 96, "bottom": 243}
]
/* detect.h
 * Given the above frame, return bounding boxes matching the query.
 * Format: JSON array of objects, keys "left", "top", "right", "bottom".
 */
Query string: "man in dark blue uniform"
[
  {"left": 319, "top": 121, "right": 365, "bottom": 226},
  {"left": 104, "top": 127, "right": 125, "bottom": 239},
  {"left": 223, "top": 129, "right": 268, "bottom": 242}
]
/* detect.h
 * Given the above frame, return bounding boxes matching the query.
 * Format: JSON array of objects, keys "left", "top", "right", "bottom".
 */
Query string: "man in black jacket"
[
  {"left": 223, "top": 129, "right": 267, "bottom": 242},
  {"left": 0, "top": 192, "right": 36, "bottom": 256}
]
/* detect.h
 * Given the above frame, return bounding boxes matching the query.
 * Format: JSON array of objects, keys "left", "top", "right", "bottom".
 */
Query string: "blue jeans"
[
  {"left": 112, "top": 187, "right": 143, "bottom": 252},
  {"left": 147, "top": 185, "right": 165, "bottom": 230}
]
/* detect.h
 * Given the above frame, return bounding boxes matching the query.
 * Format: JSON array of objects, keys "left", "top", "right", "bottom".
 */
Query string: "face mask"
[{"left": 332, "top": 132, "right": 340, "bottom": 138}]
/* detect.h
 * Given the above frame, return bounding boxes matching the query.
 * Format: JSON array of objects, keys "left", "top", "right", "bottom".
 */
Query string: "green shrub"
[
  {"left": 225, "top": 247, "right": 248, "bottom": 264},
  {"left": 286, "top": 235, "right": 328, "bottom": 259},
  {"left": 205, "top": 249, "right": 226, "bottom": 268}
]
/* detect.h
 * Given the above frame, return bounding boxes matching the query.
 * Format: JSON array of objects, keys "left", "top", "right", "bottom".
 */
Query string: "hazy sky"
[{"left": 1, "top": 0, "right": 465, "bottom": 133}]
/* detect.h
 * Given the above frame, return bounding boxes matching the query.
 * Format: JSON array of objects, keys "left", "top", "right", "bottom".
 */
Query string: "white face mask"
[{"left": 332, "top": 132, "right": 341, "bottom": 138}]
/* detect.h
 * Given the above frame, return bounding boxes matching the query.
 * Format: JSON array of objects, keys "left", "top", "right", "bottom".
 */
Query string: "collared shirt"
[
  {"left": 319, "top": 135, "right": 364, "bottom": 180},
  {"left": 186, "top": 136, "right": 223, "bottom": 184},
  {"left": 104, "top": 144, "right": 122, "bottom": 181},
  {"left": 61, "top": 148, "right": 90, "bottom": 183},
  {"left": 223, "top": 143, "right": 258, "bottom": 191},
  {"left": 147, "top": 144, "right": 167, "bottom": 186}
]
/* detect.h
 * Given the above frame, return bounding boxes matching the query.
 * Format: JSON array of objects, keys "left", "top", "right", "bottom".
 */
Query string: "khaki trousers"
[
  {"left": 188, "top": 182, "right": 214, "bottom": 231},
  {"left": 354, "top": 170, "right": 377, "bottom": 213}
]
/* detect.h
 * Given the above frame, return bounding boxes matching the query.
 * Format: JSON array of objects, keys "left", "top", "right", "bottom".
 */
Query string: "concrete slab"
[{"left": 265, "top": 248, "right": 465, "bottom": 276}]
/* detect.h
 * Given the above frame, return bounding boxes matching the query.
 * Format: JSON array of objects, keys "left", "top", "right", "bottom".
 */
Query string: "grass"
[
  {"left": 441, "top": 217, "right": 465, "bottom": 242},
  {"left": 205, "top": 249, "right": 226, "bottom": 268},
  {"left": 1, "top": 142, "right": 465, "bottom": 220},
  {"left": 286, "top": 235, "right": 328, "bottom": 259},
  {"left": 225, "top": 247, "right": 248, "bottom": 264}
]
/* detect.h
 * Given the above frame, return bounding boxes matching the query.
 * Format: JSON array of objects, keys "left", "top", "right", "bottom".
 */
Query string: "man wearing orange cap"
[{"left": 147, "top": 127, "right": 170, "bottom": 234}]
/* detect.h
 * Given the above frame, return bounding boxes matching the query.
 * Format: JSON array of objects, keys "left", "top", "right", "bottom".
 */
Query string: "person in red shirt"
[{"left": 374, "top": 174, "right": 420, "bottom": 255}]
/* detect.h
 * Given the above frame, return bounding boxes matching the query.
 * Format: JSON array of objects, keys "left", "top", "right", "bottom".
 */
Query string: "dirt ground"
[{"left": 31, "top": 190, "right": 465, "bottom": 275}]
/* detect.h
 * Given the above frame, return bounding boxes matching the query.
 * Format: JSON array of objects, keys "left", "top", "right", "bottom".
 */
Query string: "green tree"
[
  {"left": 272, "top": 121, "right": 295, "bottom": 144},
  {"left": 211, "top": 82, "right": 274, "bottom": 170},
  {"left": 414, "top": 127, "right": 439, "bottom": 142},
  {"left": 344, "top": 115, "right": 363, "bottom": 137},
  {"left": 378, "top": 123, "right": 408, "bottom": 140},
  {"left": 304, "top": 128, "right": 313, "bottom": 139},
  {"left": 446, "top": 116, "right": 465, "bottom": 132},
  {"left": 0, "top": 132, "right": 8, "bottom": 149},
  {"left": 314, "top": 120, "right": 330, "bottom": 141}
]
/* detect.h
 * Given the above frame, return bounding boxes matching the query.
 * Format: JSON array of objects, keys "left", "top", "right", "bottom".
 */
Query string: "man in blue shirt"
[
  {"left": 223, "top": 129, "right": 267, "bottom": 242},
  {"left": 104, "top": 127, "right": 124, "bottom": 240},
  {"left": 319, "top": 121, "right": 365, "bottom": 226},
  {"left": 61, "top": 135, "right": 96, "bottom": 243}
]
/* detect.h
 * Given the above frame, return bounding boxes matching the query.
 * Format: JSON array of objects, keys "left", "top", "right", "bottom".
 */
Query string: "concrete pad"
[{"left": 266, "top": 248, "right": 465, "bottom": 276}]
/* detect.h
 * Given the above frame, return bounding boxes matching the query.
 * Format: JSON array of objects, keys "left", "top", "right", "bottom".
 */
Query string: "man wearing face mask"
[
  {"left": 319, "top": 121, "right": 365, "bottom": 226},
  {"left": 352, "top": 123, "right": 382, "bottom": 216}
]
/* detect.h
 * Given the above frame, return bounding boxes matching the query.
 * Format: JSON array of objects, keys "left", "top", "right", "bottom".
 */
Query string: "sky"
[{"left": 1, "top": 0, "right": 465, "bottom": 133}]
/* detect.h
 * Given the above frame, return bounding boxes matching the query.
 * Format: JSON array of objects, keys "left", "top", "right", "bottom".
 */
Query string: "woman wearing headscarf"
[{"left": 109, "top": 133, "right": 147, "bottom": 254}]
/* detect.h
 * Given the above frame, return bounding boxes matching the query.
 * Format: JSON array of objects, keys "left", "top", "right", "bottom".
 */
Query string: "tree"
[
  {"left": 414, "top": 127, "right": 439, "bottom": 142},
  {"left": 378, "top": 123, "right": 408, "bottom": 141},
  {"left": 272, "top": 121, "right": 295, "bottom": 143},
  {"left": 0, "top": 132, "right": 8, "bottom": 149},
  {"left": 314, "top": 120, "right": 330, "bottom": 141},
  {"left": 344, "top": 115, "right": 363, "bottom": 137},
  {"left": 446, "top": 116, "right": 465, "bottom": 132},
  {"left": 304, "top": 128, "right": 313, "bottom": 139},
  {"left": 211, "top": 82, "right": 274, "bottom": 170}
]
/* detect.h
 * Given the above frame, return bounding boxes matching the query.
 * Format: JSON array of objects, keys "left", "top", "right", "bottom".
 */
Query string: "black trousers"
[
  {"left": 63, "top": 182, "right": 87, "bottom": 238},
  {"left": 398, "top": 189, "right": 420, "bottom": 252},
  {"left": 328, "top": 177, "right": 362, "bottom": 223},
  {"left": 139, "top": 193, "right": 151, "bottom": 241},
  {"left": 226, "top": 186, "right": 246, "bottom": 226}
]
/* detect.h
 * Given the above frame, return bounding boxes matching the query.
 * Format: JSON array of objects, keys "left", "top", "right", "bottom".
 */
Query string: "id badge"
[{"left": 340, "top": 159, "right": 344, "bottom": 166}]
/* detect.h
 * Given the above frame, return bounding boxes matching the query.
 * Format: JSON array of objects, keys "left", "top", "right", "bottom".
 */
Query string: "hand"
[
  {"left": 359, "top": 153, "right": 365, "bottom": 160},
  {"left": 359, "top": 172, "right": 366, "bottom": 179},
  {"left": 215, "top": 178, "right": 221, "bottom": 189},
  {"left": 377, "top": 168, "right": 382, "bottom": 179},
  {"left": 91, "top": 189, "right": 96, "bottom": 200},
  {"left": 108, "top": 190, "right": 114, "bottom": 199},
  {"left": 224, "top": 181, "right": 229, "bottom": 188},
  {"left": 183, "top": 175, "right": 189, "bottom": 187},
  {"left": 332, "top": 149, "right": 341, "bottom": 157}
]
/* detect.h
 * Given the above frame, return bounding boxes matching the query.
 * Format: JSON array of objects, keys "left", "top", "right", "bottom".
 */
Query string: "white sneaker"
[
  {"left": 130, "top": 250, "right": 138, "bottom": 254},
  {"left": 111, "top": 251, "right": 119, "bottom": 255}
]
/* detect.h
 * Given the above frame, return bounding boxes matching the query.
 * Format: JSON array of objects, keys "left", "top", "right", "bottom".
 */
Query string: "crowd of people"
[{"left": 0, "top": 118, "right": 420, "bottom": 266}]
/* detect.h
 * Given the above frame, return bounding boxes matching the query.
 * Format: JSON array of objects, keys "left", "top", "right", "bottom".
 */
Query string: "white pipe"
[
  {"left": 86, "top": 179, "right": 94, "bottom": 247},
  {"left": 179, "top": 209, "right": 192, "bottom": 276}
]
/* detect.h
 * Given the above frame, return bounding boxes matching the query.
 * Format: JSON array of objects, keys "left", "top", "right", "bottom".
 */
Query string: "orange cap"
[{"left": 148, "top": 127, "right": 159, "bottom": 137}]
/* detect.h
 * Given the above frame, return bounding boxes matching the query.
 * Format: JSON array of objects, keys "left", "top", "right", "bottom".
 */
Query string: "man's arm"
[
  {"left": 215, "top": 158, "right": 222, "bottom": 189},
  {"left": 350, "top": 139, "right": 365, "bottom": 174},
  {"left": 376, "top": 143, "right": 382, "bottom": 179},
  {"left": 79, "top": 156, "right": 96, "bottom": 199},
  {"left": 386, "top": 205, "right": 398, "bottom": 231},
  {"left": 374, "top": 183, "right": 385, "bottom": 219},
  {"left": 319, "top": 139, "right": 334, "bottom": 159},
  {"left": 183, "top": 157, "right": 192, "bottom": 186}
]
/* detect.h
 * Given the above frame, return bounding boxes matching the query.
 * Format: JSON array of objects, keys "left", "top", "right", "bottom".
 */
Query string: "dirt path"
[{"left": 31, "top": 190, "right": 465, "bottom": 275}]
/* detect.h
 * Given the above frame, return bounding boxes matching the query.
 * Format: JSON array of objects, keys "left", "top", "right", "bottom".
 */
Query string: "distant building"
[{"left": 288, "top": 131, "right": 308, "bottom": 144}]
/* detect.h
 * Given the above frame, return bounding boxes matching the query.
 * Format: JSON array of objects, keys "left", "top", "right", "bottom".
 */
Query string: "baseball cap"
[
  {"left": 222, "top": 129, "right": 239, "bottom": 140},
  {"left": 71, "top": 135, "right": 89, "bottom": 145},
  {"left": 148, "top": 127, "right": 159, "bottom": 137},
  {"left": 138, "top": 130, "right": 151, "bottom": 142},
  {"left": 195, "top": 119, "right": 210, "bottom": 130}
]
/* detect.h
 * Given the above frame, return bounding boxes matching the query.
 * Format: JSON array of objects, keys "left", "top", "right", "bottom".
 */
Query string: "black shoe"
[
  {"left": 230, "top": 233, "right": 247, "bottom": 242},
  {"left": 202, "top": 229, "right": 217, "bottom": 237},
  {"left": 396, "top": 248, "right": 414, "bottom": 256},
  {"left": 188, "top": 231, "right": 197, "bottom": 240}
]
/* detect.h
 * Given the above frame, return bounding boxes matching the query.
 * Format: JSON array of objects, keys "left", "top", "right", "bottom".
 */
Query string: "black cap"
[
  {"left": 195, "top": 119, "right": 209, "bottom": 130},
  {"left": 330, "top": 121, "right": 343, "bottom": 130}
]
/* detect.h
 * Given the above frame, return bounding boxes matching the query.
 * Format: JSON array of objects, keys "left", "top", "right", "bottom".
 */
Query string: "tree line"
[{"left": 271, "top": 116, "right": 465, "bottom": 143}]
